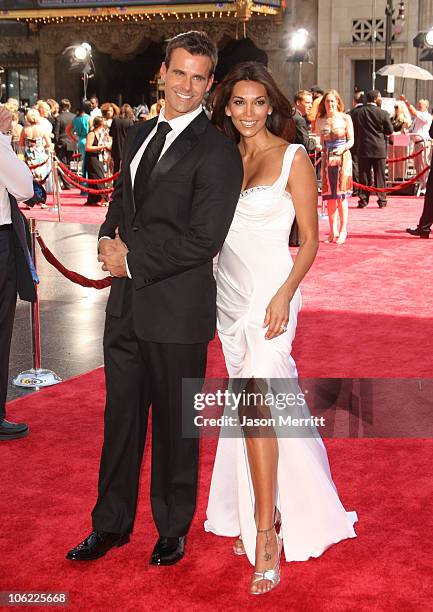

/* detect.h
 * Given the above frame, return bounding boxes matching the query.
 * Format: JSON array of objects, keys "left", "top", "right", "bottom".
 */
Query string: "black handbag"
[{"left": 23, "top": 180, "right": 47, "bottom": 208}]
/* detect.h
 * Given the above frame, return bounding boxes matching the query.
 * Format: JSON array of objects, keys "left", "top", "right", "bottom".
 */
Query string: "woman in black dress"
[{"left": 84, "top": 116, "right": 109, "bottom": 206}]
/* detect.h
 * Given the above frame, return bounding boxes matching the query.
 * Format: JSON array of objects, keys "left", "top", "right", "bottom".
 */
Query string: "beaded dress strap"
[{"left": 273, "top": 144, "right": 303, "bottom": 195}]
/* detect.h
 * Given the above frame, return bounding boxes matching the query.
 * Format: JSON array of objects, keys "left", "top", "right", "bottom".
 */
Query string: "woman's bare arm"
[
  {"left": 85, "top": 131, "right": 103, "bottom": 152},
  {"left": 263, "top": 148, "right": 319, "bottom": 339},
  {"left": 344, "top": 114, "right": 355, "bottom": 150}
]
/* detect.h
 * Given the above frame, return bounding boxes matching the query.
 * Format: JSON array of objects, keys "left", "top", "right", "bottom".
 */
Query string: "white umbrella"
[{"left": 377, "top": 63, "right": 433, "bottom": 80}]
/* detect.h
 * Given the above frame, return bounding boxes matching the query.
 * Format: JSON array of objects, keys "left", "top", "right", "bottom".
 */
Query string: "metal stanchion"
[
  {"left": 13, "top": 219, "right": 62, "bottom": 389},
  {"left": 49, "top": 152, "right": 62, "bottom": 222},
  {"left": 319, "top": 198, "right": 327, "bottom": 219},
  {"left": 315, "top": 151, "right": 327, "bottom": 218}
]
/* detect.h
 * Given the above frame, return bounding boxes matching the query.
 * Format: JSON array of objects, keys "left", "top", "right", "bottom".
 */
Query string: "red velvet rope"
[
  {"left": 36, "top": 234, "right": 112, "bottom": 289},
  {"left": 57, "top": 166, "right": 114, "bottom": 194},
  {"left": 310, "top": 144, "right": 426, "bottom": 163},
  {"left": 27, "top": 158, "right": 49, "bottom": 170},
  {"left": 71, "top": 153, "right": 81, "bottom": 159},
  {"left": 387, "top": 145, "right": 426, "bottom": 164},
  {"left": 353, "top": 166, "right": 430, "bottom": 193},
  {"left": 56, "top": 158, "right": 120, "bottom": 184}
]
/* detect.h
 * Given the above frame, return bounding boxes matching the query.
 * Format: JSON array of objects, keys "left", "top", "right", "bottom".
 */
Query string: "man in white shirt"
[
  {"left": 401, "top": 96, "right": 432, "bottom": 192},
  {"left": 0, "top": 105, "right": 35, "bottom": 440},
  {"left": 66, "top": 31, "right": 243, "bottom": 567},
  {"left": 89, "top": 96, "right": 103, "bottom": 121}
]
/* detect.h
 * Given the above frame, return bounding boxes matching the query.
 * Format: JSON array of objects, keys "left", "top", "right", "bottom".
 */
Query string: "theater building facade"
[
  {"left": 0, "top": 0, "right": 318, "bottom": 108},
  {"left": 0, "top": 0, "right": 430, "bottom": 109}
]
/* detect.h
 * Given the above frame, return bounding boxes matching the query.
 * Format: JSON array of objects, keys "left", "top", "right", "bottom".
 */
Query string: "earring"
[
  {"left": 226, "top": 112, "right": 231, "bottom": 117},
  {"left": 268, "top": 110, "right": 273, "bottom": 116}
]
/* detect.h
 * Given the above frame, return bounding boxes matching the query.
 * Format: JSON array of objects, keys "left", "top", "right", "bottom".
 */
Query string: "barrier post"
[
  {"left": 49, "top": 152, "right": 62, "bottom": 222},
  {"left": 319, "top": 198, "right": 327, "bottom": 218},
  {"left": 13, "top": 219, "right": 62, "bottom": 389}
]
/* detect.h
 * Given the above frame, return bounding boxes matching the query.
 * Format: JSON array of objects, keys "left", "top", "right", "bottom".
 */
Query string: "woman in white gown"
[{"left": 205, "top": 63, "right": 357, "bottom": 595}]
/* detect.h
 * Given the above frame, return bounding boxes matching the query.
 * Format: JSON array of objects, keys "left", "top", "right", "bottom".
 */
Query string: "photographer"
[{"left": 0, "top": 104, "right": 35, "bottom": 440}]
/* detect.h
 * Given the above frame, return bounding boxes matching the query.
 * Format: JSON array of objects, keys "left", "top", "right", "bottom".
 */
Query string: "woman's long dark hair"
[
  {"left": 77, "top": 100, "right": 92, "bottom": 116},
  {"left": 211, "top": 62, "right": 295, "bottom": 143},
  {"left": 119, "top": 103, "right": 134, "bottom": 119}
]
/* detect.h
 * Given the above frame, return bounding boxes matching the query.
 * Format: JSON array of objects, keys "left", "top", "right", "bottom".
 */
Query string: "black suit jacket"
[
  {"left": 99, "top": 111, "right": 243, "bottom": 344},
  {"left": 9, "top": 195, "right": 36, "bottom": 302},
  {"left": 351, "top": 104, "right": 393, "bottom": 159},
  {"left": 293, "top": 110, "right": 316, "bottom": 153},
  {"left": 109, "top": 116, "right": 134, "bottom": 161},
  {"left": 54, "top": 111, "right": 75, "bottom": 150},
  {"left": 347, "top": 105, "right": 363, "bottom": 156}
]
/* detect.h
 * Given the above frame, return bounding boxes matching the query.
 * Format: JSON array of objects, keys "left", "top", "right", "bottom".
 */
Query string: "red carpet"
[
  {"left": 3, "top": 193, "right": 433, "bottom": 610},
  {"left": 21, "top": 189, "right": 107, "bottom": 225},
  {"left": 3, "top": 369, "right": 432, "bottom": 611}
]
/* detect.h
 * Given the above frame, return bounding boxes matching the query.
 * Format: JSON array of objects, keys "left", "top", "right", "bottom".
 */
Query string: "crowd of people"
[
  {"left": 2, "top": 96, "right": 165, "bottom": 207},
  {"left": 4, "top": 81, "right": 433, "bottom": 239},
  {"left": 292, "top": 85, "right": 433, "bottom": 241}
]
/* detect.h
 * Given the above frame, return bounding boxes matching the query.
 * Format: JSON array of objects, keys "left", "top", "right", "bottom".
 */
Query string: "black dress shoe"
[
  {"left": 378, "top": 202, "right": 387, "bottom": 208},
  {"left": 150, "top": 536, "right": 186, "bottom": 566},
  {"left": 0, "top": 418, "right": 29, "bottom": 440},
  {"left": 406, "top": 227, "right": 430, "bottom": 238},
  {"left": 66, "top": 530, "right": 130, "bottom": 561},
  {"left": 357, "top": 202, "right": 368, "bottom": 208}
]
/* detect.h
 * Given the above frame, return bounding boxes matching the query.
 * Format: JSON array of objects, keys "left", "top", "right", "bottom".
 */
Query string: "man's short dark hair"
[
  {"left": 353, "top": 91, "right": 364, "bottom": 105},
  {"left": 60, "top": 98, "right": 71, "bottom": 111},
  {"left": 311, "top": 85, "right": 324, "bottom": 95},
  {"left": 366, "top": 89, "right": 380, "bottom": 103},
  {"left": 294, "top": 89, "right": 312, "bottom": 103},
  {"left": 165, "top": 30, "right": 218, "bottom": 75}
]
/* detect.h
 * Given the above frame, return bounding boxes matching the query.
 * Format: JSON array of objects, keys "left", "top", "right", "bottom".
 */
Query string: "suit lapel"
[
  {"left": 146, "top": 111, "right": 209, "bottom": 191},
  {"left": 124, "top": 119, "right": 157, "bottom": 214},
  {"left": 146, "top": 130, "right": 198, "bottom": 191},
  {"left": 125, "top": 119, "right": 156, "bottom": 168}
]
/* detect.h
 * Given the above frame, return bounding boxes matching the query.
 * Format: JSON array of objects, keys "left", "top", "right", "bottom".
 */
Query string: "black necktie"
[{"left": 133, "top": 121, "right": 172, "bottom": 210}]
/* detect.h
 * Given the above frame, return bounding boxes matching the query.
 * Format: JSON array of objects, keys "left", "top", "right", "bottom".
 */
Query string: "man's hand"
[
  {"left": 98, "top": 230, "right": 129, "bottom": 277},
  {"left": 0, "top": 106, "right": 13, "bottom": 134},
  {"left": 98, "top": 237, "right": 117, "bottom": 257}
]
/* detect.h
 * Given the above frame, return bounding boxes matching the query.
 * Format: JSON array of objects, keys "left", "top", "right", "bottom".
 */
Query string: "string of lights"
[{"left": 3, "top": 2, "right": 279, "bottom": 26}]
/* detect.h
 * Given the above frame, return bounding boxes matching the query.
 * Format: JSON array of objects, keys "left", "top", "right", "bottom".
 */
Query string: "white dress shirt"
[
  {"left": 90, "top": 107, "right": 103, "bottom": 120},
  {"left": 129, "top": 105, "right": 203, "bottom": 187},
  {"left": 101, "top": 105, "right": 204, "bottom": 277},
  {"left": 412, "top": 110, "right": 432, "bottom": 140},
  {"left": 0, "top": 134, "right": 34, "bottom": 225}
]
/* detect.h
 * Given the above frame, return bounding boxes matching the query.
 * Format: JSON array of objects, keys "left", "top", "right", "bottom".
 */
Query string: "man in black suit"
[
  {"left": 351, "top": 89, "right": 393, "bottom": 208},
  {"left": 54, "top": 99, "right": 75, "bottom": 190},
  {"left": 66, "top": 31, "right": 243, "bottom": 566},
  {"left": 347, "top": 91, "right": 364, "bottom": 195},
  {"left": 109, "top": 104, "right": 135, "bottom": 175},
  {"left": 293, "top": 90, "right": 316, "bottom": 154},
  {"left": 0, "top": 105, "right": 36, "bottom": 440},
  {"left": 406, "top": 120, "right": 433, "bottom": 238},
  {"left": 291, "top": 90, "right": 317, "bottom": 246}
]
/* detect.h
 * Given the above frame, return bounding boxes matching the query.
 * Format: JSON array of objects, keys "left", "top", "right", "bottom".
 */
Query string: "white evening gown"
[{"left": 205, "top": 144, "right": 357, "bottom": 565}]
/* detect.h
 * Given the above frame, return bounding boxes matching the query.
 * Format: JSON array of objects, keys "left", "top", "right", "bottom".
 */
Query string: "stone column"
[
  {"left": 417, "top": 0, "right": 433, "bottom": 101},
  {"left": 39, "top": 51, "right": 57, "bottom": 99}
]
